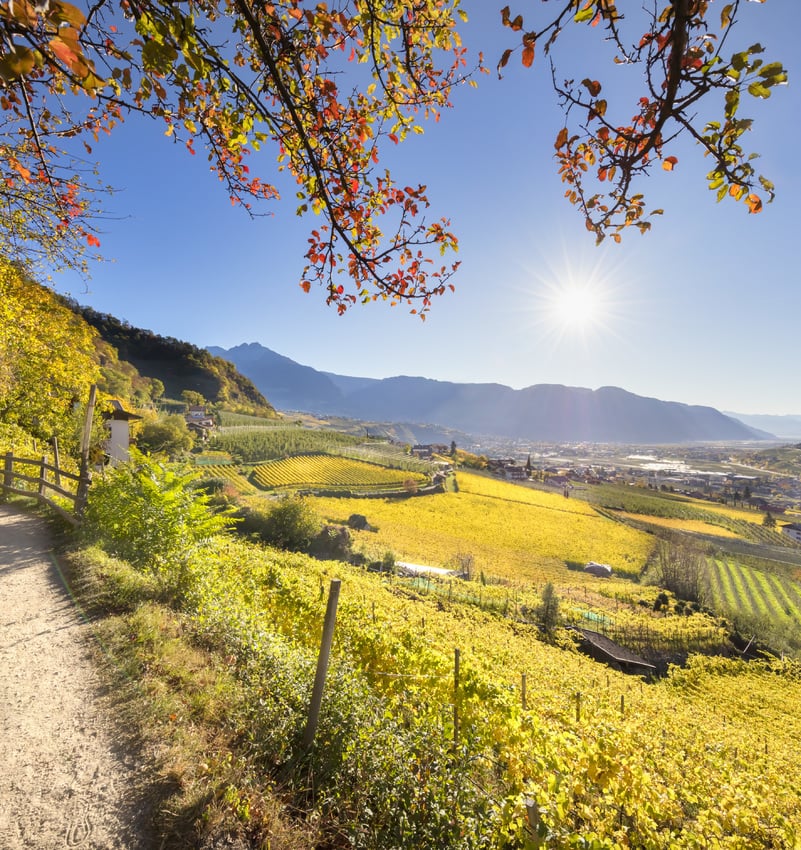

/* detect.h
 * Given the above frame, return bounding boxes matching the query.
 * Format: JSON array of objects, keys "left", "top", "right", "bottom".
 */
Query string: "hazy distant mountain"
[
  {"left": 209, "top": 343, "right": 773, "bottom": 443},
  {"left": 724, "top": 412, "right": 801, "bottom": 440}
]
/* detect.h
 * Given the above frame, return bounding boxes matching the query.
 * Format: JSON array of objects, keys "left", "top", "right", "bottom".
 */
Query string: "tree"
[
  {"left": 536, "top": 582, "right": 561, "bottom": 635},
  {"left": 0, "top": 1, "right": 785, "bottom": 311},
  {"left": 499, "top": 1, "right": 786, "bottom": 244},
  {"left": 652, "top": 534, "right": 704, "bottom": 604},
  {"left": 0, "top": 257, "right": 100, "bottom": 447},
  {"left": 0, "top": 0, "right": 473, "bottom": 312},
  {"left": 181, "top": 390, "right": 206, "bottom": 408},
  {"left": 762, "top": 511, "right": 776, "bottom": 529},
  {"left": 82, "top": 448, "right": 234, "bottom": 596},
  {"left": 135, "top": 414, "right": 194, "bottom": 457}
]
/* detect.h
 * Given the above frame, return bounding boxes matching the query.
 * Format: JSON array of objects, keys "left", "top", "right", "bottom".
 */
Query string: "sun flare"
[{"left": 549, "top": 284, "right": 604, "bottom": 330}]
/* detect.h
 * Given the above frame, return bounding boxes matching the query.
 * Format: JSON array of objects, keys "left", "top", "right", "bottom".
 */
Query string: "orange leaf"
[
  {"left": 522, "top": 44, "right": 534, "bottom": 67},
  {"left": 555, "top": 127, "right": 569, "bottom": 149},
  {"left": 662, "top": 156, "right": 678, "bottom": 171},
  {"left": 49, "top": 36, "right": 79, "bottom": 68},
  {"left": 746, "top": 194, "right": 762, "bottom": 214},
  {"left": 86, "top": 233, "right": 101, "bottom": 248}
]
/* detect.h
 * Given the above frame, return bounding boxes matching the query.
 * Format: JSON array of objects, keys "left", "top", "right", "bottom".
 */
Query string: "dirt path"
[{"left": 0, "top": 505, "right": 154, "bottom": 849}]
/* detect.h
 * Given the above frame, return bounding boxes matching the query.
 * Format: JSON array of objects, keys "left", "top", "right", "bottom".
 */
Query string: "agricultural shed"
[{"left": 572, "top": 628, "right": 656, "bottom": 676}]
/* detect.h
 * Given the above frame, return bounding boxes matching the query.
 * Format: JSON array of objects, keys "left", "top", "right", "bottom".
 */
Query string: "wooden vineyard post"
[
  {"left": 575, "top": 691, "right": 582, "bottom": 723},
  {"left": 303, "top": 579, "right": 342, "bottom": 750},
  {"left": 521, "top": 673, "right": 527, "bottom": 711},
  {"left": 453, "top": 647, "right": 461, "bottom": 746}
]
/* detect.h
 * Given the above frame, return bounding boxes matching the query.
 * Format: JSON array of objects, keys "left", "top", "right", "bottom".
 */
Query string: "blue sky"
[{"left": 53, "top": 1, "right": 799, "bottom": 416}]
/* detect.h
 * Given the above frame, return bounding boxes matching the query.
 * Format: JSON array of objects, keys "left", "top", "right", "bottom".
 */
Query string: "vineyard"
[
  {"left": 251, "top": 453, "right": 428, "bottom": 493},
  {"left": 195, "top": 463, "right": 260, "bottom": 494},
  {"left": 584, "top": 483, "right": 801, "bottom": 549},
  {"left": 312, "top": 470, "right": 654, "bottom": 584},
  {"left": 210, "top": 425, "right": 365, "bottom": 462},
  {"left": 160, "top": 535, "right": 801, "bottom": 847},
  {"left": 70, "top": 445, "right": 801, "bottom": 847},
  {"left": 706, "top": 556, "right": 801, "bottom": 626}
]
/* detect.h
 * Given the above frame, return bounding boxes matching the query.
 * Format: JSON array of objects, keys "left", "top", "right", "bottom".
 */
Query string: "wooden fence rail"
[{"left": 1, "top": 451, "right": 90, "bottom": 525}]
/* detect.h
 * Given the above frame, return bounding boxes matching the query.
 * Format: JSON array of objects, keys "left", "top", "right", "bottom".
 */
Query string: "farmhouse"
[{"left": 184, "top": 405, "right": 216, "bottom": 440}]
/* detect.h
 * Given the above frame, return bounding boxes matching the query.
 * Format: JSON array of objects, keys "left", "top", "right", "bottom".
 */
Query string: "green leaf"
[
  {"left": 141, "top": 40, "right": 178, "bottom": 74},
  {"left": 747, "top": 81, "right": 771, "bottom": 99},
  {"left": 0, "top": 45, "right": 36, "bottom": 81},
  {"left": 574, "top": 3, "right": 596, "bottom": 24}
]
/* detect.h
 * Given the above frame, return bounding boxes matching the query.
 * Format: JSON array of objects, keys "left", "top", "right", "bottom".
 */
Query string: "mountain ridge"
[{"left": 208, "top": 342, "right": 773, "bottom": 444}]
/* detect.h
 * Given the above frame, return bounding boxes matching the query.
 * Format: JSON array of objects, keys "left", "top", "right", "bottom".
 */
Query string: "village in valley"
[{"left": 411, "top": 437, "right": 801, "bottom": 543}]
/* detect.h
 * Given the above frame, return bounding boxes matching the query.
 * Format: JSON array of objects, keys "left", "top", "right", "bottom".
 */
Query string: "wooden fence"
[{"left": 1, "top": 451, "right": 90, "bottom": 526}]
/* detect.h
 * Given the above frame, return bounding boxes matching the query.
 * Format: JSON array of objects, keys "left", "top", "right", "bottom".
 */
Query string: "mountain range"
[{"left": 208, "top": 343, "right": 773, "bottom": 444}]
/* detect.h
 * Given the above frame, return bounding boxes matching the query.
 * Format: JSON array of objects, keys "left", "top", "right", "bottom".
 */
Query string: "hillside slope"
[{"left": 79, "top": 309, "right": 277, "bottom": 416}]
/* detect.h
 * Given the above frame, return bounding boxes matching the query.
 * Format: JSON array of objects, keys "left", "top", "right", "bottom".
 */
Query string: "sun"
[{"left": 549, "top": 284, "right": 604, "bottom": 330}]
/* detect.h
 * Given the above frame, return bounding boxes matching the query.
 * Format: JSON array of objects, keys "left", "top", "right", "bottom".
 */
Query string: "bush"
[
  {"left": 309, "top": 525, "right": 352, "bottom": 561},
  {"left": 234, "top": 496, "right": 321, "bottom": 552},
  {"left": 135, "top": 414, "right": 194, "bottom": 458},
  {"left": 82, "top": 449, "right": 234, "bottom": 597}
]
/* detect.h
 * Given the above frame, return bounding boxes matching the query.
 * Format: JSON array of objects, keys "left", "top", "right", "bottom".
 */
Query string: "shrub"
[
  {"left": 135, "top": 414, "right": 194, "bottom": 458},
  {"left": 82, "top": 449, "right": 234, "bottom": 597},
  {"left": 308, "top": 525, "right": 352, "bottom": 561},
  {"left": 234, "top": 496, "right": 321, "bottom": 552}
]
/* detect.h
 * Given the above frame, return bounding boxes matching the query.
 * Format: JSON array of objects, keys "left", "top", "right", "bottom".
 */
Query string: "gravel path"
[{"left": 0, "top": 505, "right": 154, "bottom": 849}]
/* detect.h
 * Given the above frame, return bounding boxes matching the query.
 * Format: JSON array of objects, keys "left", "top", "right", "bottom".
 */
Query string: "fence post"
[
  {"left": 521, "top": 673, "right": 527, "bottom": 711},
  {"left": 52, "top": 437, "right": 61, "bottom": 487},
  {"left": 3, "top": 452, "right": 12, "bottom": 492},
  {"left": 303, "top": 579, "right": 342, "bottom": 750},
  {"left": 38, "top": 455, "right": 47, "bottom": 497},
  {"left": 453, "top": 647, "right": 461, "bottom": 746}
]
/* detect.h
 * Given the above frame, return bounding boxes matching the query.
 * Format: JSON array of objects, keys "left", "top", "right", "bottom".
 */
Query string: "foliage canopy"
[
  {"left": 0, "top": 257, "right": 99, "bottom": 447},
  {"left": 0, "top": 0, "right": 786, "bottom": 311}
]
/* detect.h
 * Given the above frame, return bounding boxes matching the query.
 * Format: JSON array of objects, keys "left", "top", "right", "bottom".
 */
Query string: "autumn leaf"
[
  {"left": 522, "top": 44, "right": 535, "bottom": 68},
  {"left": 662, "top": 156, "right": 678, "bottom": 171}
]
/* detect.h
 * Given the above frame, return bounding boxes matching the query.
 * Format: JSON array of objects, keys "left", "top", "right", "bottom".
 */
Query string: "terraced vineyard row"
[
  {"left": 336, "top": 442, "right": 433, "bottom": 474},
  {"left": 251, "top": 453, "right": 427, "bottom": 492},
  {"left": 196, "top": 464, "right": 259, "bottom": 494},
  {"left": 706, "top": 556, "right": 801, "bottom": 624}
]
